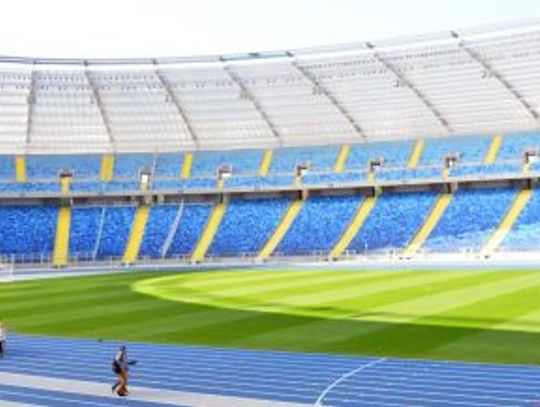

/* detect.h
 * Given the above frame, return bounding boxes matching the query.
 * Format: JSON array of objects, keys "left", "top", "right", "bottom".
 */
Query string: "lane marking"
[
  {"left": 0, "top": 371, "right": 311, "bottom": 407},
  {"left": 315, "top": 357, "right": 387, "bottom": 406}
]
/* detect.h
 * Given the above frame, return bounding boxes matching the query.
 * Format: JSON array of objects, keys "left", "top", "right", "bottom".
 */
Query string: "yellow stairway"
[
  {"left": 485, "top": 134, "right": 503, "bottom": 165},
  {"left": 258, "top": 200, "right": 304, "bottom": 260},
  {"left": 329, "top": 196, "right": 377, "bottom": 260},
  {"left": 122, "top": 205, "right": 150, "bottom": 264},
  {"left": 403, "top": 193, "right": 452, "bottom": 257},
  {"left": 260, "top": 150, "right": 273, "bottom": 176},
  {"left": 15, "top": 156, "right": 26, "bottom": 182},
  {"left": 53, "top": 207, "right": 72, "bottom": 267},
  {"left": 479, "top": 189, "right": 532, "bottom": 257},
  {"left": 60, "top": 177, "right": 71, "bottom": 194},
  {"left": 407, "top": 139, "right": 425, "bottom": 169},
  {"left": 333, "top": 145, "right": 351, "bottom": 173},
  {"left": 100, "top": 154, "right": 115, "bottom": 181},
  {"left": 191, "top": 201, "right": 227, "bottom": 262},
  {"left": 181, "top": 152, "right": 193, "bottom": 179}
]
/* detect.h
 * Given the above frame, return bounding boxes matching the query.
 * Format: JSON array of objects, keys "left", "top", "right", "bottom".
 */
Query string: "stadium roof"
[{"left": 1, "top": 19, "right": 540, "bottom": 153}]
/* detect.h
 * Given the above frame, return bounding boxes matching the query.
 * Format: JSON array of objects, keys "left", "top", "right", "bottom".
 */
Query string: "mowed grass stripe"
[
  {"left": 321, "top": 272, "right": 540, "bottom": 357},
  {"left": 231, "top": 272, "right": 522, "bottom": 348},
  {"left": 162, "top": 271, "right": 421, "bottom": 310}
]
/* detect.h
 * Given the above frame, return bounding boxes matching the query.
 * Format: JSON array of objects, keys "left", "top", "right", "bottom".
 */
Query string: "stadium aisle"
[{"left": 0, "top": 334, "right": 539, "bottom": 406}]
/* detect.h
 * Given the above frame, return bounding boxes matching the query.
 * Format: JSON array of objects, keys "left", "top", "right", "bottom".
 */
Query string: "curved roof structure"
[{"left": 1, "top": 19, "right": 540, "bottom": 154}]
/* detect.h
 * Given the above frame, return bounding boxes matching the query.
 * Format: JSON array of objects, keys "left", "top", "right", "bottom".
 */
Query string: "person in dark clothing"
[
  {"left": 112, "top": 346, "right": 129, "bottom": 396},
  {"left": 0, "top": 323, "right": 5, "bottom": 359}
]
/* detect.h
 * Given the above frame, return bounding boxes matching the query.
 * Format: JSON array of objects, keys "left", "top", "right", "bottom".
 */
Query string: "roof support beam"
[
  {"left": 221, "top": 63, "right": 283, "bottom": 147},
  {"left": 83, "top": 63, "right": 115, "bottom": 151},
  {"left": 366, "top": 42, "right": 453, "bottom": 133},
  {"left": 153, "top": 62, "right": 199, "bottom": 150},
  {"left": 25, "top": 65, "right": 36, "bottom": 146},
  {"left": 291, "top": 59, "right": 367, "bottom": 139},
  {"left": 452, "top": 31, "right": 540, "bottom": 124}
]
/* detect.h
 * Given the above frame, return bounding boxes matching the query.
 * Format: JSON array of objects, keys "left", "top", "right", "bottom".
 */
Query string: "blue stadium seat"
[
  {"left": 165, "top": 203, "right": 212, "bottom": 257},
  {"left": 0, "top": 156, "right": 14, "bottom": 180},
  {"left": 26, "top": 155, "right": 101, "bottom": 180},
  {"left": 348, "top": 191, "right": 437, "bottom": 253},
  {"left": 421, "top": 135, "right": 491, "bottom": 166},
  {"left": 96, "top": 206, "right": 136, "bottom": 258},
  {"left": 154, "top": 153, "right": 184, "bottom": 178},
  {"left": 302, "top": 172, "right": 366, "bottom": 185},
  {"left": 151, "top": 179, "right": 216, "bottom": 190},
  {"left": 423, "top": 187, "right": 516, "bottom": 253},
  {"left": 139, "top": 205, "right": 180, "bottom": 258},
  {"left": 226, "top": 175, "right": 294, "bottom": 188},
  {"left": 500, "top": 189, "right": 540, "bottom": 252},
  {"left": 114, "top": 154, "right": 154, "bottom": 179},
  {"left": 0, "top": 206, "right": 57, "bottom": 257},
  {"left": 209, "top": 198, "right": 289, "bottom": 257},
  {"left": 276, "top": 195, "right": 361, "bottom": 256},
  {"left": 192, "top": 150, "right": 262, "bottom": 177},
  {"left": 498, "top": 132, "right": 540, "bottom": 161},
  {"left": 347, "top": 140, "right": 414, "bottom": 170},
  {"left": 270, "top": 146, "right": 339, "bottom": 174},
  {"left": 69, "top": 207, "right": 103, "bottom": 260}
]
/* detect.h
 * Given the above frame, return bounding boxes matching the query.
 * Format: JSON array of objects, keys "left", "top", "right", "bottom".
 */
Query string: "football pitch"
[{"left": 1, "top": 269, "right": 540, "bottom": 366}]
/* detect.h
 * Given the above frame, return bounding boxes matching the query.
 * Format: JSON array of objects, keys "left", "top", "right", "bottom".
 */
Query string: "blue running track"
[{"left": 0, "top": 334, "right": 540, "bottom": 406}]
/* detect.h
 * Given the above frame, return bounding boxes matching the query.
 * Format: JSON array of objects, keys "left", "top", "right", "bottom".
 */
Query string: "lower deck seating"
[
  {"left": 139, "top": 205, "right": 180, "bottom": 258},
  {"left": 165, "top": 203, "right": 213, "bottom": 258},
  {"left": 0, "top": 206, "right": 58, "bottom": 258},
  {"left": 500, "top": 189, "right": 540, "bottom": 252},
  {"left": 208, "top": 198, "right": 289, "bottom": 257},
  {"left": 95, "top": 206, "right": 136, "bottom": 258},
  {"left": 347, "top": 191, "right": 437, "bottom": 254},
  {"left": 275, "top": 195, "right": 361, "bottom": 256},
  {"left": 423, "top": 187, "right": 516, "bottom": 253}
]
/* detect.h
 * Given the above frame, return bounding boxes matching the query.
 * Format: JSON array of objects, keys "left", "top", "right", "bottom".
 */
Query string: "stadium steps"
[
  {"left": 333, "top": 145, "right": 351, "bottom": 173},
  {"left": 122, "top": 205, "right": 150, "bottom": 264},
  {"left": 403, "top": 193, "right": 452, "bottom": 257},
  {"left": 479, "top": 189, "right": 533, "bottom": 257},
  {"left": 53, "top": 207, "right": 72, "bottom": 267},
  {"left": 15, "top": 155, "right": 26, "bottom": 182},
  {"left": 260, "top": 149, "right": 273, "bottom": 176},
  {"left": 60, "top": 177, "right": 71, "bottom": 194},
  {"left": 485, "top": 134, "right": 503, "bottom": 164},
  {"left": 329, "top": 196, "right": 377, "bottom": 260},
  {"left": 181, "top": 152, "right": 193, "bottom": 178},
  {"left": 258, "top": 199, "right": 304, "bottom": 260},
  {"left": 191, "top": 200, "right": 228, "bottom": 263},
  {"left": 100, "top": 154, "right": 114, "bottom": 181},
  {"left": 407, "top": 139, "right": 425, "bottom": 168}
]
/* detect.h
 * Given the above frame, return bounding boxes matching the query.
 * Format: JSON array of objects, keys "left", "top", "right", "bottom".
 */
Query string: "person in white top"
[{"left": 0, "top": 323, "right": 6, "bottom": 358}]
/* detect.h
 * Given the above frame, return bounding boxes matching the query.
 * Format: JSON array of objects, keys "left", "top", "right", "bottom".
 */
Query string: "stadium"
[{"left": 1, "top": 8, "right": 540, "bottom": 406}]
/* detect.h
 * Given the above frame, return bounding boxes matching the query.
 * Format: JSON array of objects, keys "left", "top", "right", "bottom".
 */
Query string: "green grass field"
[{"left": 1, "top": 269, "right": 540, "bottom": 365}]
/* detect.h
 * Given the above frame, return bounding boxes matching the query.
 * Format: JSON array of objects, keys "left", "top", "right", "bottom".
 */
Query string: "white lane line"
[
  {"left": 0, "top": 401, "right": 40, "bottom": 407},
  {"left": 0, "top": 371, "right": 312, "bottom": 407},
  {"left": 315, "top": 357, "right": 387, "bottom": 406}
]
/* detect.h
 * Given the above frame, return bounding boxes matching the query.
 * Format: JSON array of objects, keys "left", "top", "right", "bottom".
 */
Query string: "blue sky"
[{"left": 3, "top": 0, "right": 539, "bottom": 58}]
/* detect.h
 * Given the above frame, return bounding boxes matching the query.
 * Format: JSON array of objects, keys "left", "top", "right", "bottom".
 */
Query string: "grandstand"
[{"left": 0, "top": 20, "right": 540, "bottom": 268}]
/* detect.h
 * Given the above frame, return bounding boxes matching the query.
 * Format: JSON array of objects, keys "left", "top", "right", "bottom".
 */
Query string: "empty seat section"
[
  {"left": 270, "top": 146, "right": 339, "bottom": 174},
  {"left": 192, "top": 150, "right": 262, "bottom": 177},
  {"left": 165, "top": 204, "right": 212, "bottom": 257},
  {"left": 421, "top": 135, "right": 491, "bottom": 166},
  {"left": 96, "top": 206, "right": 136, "bottom": 258},
  {"left": 152, "top": 153, "right": 184, "bottom": 178},
  {"left": 376, "top": 167, "right": 442, "bottom": 181},
  {"left": 208, "top": 198, "right": 289, "bottom": 257},
  {"left": 500, "top": 189, "right": 540, "bottom": 252},
  {"left": 0, "top": 182, "right": 60, "bottom": 193},
  {"left": 449, "top": 162, "right": 522, "bottom": 177},
  {"left": 498, "top": 132, "right": 540, "bottom": 161},
  {"left": 139, "top": 205, "right": 180, "bottom": 258},
  {"left": 275, "top": 195, "right": 361, "bottom": 255},
  {"left": 0, "top": 206, "right": 57, "bottom": 257},
  {"left": 0, "top": 156, "right": 15, "bottom": 180},
  {"left": 26, "top": 155, "right": 101, "bottom": 180},
  {"left": 69, "top": 207, "right": 103, "bottom": 260},
  {"left": 423, "top": 187, "right": 516, "bottom": 253},
  {"left": 114, "top": 154, "right": 154, "bottom": 179},
  {"left": 348, "top": 191, "right": 437, "bottom": 253},
  {"left": 347, "top": 140, "right": 414, "bottom": 170}
]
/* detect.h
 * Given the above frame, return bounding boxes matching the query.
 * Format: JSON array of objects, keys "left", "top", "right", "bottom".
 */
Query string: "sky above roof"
[{"left": 3, "top": 0, "right": 539, "bottom": 58}]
